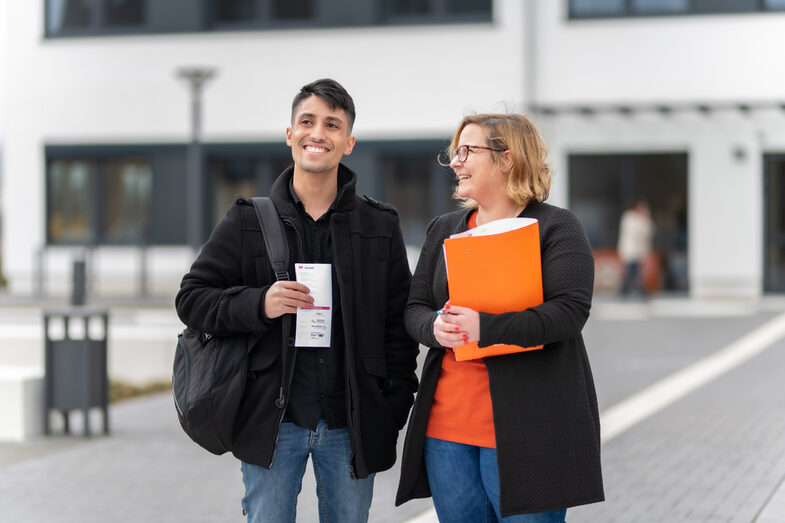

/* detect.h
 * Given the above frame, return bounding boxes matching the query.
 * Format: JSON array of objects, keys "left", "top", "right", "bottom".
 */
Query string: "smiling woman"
[{"left": 396, "top": 112, "right": 603, "bottom": 521}]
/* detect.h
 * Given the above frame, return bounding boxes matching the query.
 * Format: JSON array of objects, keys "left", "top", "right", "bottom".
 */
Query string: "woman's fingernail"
[
  {"left": 455, "top": 327, "right": 460, "bottom": 331},
  {"left": 444, "top": 304, "right": 451, "bottom": 309}
]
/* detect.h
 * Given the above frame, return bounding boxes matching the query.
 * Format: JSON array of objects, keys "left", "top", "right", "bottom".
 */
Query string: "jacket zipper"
[
  {"left": 331, "top": 223, "right": 361, "bottom": 480},
  {"left": 282, "top": 217, "right": 305, "bottom": 264}
]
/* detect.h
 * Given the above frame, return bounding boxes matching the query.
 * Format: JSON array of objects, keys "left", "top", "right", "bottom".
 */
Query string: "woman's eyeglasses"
[{"left": 451, "top": 144, "right": 506, "bottom": 163}]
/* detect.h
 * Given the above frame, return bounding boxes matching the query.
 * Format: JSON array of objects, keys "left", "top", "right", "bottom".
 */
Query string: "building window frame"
[
  {"left": 568, "top": 0, "right": 785, "bottom": 19},
  {"left": 45, "top": 0, "right": 149, "bottom": 38},
  {"left": 207, "top": 0, "right": 322, "bottom": 30},
  {"left": 382, "top": 0, "right": 493, "bottom": 25},
  {"left": 43, "top": 0, "right": 493, "bottom": 38},
  {"left": 46, "top": 149, "right": 155, "bottom": 246},
  {"left": 764, "top": 153, "right": 785, "bottom": 293},
  {"left": 45, "top": 140, "right": 459, "bottom": 250}
]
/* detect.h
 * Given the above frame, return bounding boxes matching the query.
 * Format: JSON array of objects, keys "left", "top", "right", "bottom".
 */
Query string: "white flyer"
[{"left": 294, "top": 263, "right": 332, "bottom": 348}]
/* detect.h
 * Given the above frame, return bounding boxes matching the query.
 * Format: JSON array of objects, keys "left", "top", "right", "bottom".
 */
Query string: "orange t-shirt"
[{"left": 425, "top": 210, "right": 496, "bottom": 448}]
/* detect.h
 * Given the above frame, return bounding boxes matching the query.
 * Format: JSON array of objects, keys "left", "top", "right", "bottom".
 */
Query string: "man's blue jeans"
[
  {"left": 241, "top": 420, "right": 374, "bottom": 522},
  {"left": 424, "top": 437, "right": 567, "bottom": 523}
]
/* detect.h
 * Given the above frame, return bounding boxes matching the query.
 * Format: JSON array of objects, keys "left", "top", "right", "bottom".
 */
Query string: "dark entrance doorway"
[
  {"left": 764, "top": 155, "right": 785, "bottom": 293},
  {"left": 568, "top": 152, "right": 689, "bottom": 294}
]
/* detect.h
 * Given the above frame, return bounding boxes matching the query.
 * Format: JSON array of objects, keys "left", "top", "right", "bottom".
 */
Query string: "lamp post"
[{"left": 176, "top": 67, "right": 216, "bottom": 253}]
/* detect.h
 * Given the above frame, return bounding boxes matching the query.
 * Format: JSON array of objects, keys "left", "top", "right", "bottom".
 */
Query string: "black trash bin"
[{"left": 43, "top": 308, "right": 110, "bottom": 437}]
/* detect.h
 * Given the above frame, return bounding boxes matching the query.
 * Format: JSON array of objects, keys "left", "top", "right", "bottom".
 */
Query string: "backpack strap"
[
  {"left": 250, "top": 197, "right": 296, "bottom": 410},
  {"left": 252, "top": 197, "right": 290, "bottom": 281}
]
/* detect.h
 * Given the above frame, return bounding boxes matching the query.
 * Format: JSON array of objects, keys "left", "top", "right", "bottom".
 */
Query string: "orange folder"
[{"left": 443, "top": 217, "right": 544, "bottom": 361}]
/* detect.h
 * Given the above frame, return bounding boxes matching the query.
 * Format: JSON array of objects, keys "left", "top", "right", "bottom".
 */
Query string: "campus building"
[{"left": 1, "top": 0, "right": 784, "bottom": 300}]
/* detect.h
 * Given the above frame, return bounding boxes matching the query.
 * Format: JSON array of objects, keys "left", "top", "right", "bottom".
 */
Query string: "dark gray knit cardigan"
[{"left": 395, "top": 201, "right": 604, "bottom": 517}]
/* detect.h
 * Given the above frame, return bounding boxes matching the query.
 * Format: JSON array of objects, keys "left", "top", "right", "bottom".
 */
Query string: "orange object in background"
[
  {"left": 593, "top": 248, "right": 624, "bottom": 292},
  {"left": 592, "top": 248, "right": 661, "bottom": 294},
  {"left": 641, "top": 251, "right": 662, "bottom": 293},
  {"left": 443, "top": 218, "right": 544, "bottom": 361}
]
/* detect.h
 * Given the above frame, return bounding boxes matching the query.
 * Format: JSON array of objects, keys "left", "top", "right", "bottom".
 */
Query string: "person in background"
[
  {"left": 395, "top": 113, "right": 604, "bottom": 522},
  {"left": 618, "top": 199, "right": 654, "bottom": 297},
  {"left": 176, "top": 79, "right": 418, "bottom": 522}
]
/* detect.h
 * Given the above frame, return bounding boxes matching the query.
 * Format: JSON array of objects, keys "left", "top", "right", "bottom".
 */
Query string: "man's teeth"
[{"left": 305, "top": 145, "right": 328, "bottom": 152}]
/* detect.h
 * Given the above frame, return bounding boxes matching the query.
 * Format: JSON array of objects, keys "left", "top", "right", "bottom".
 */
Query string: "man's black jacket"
[{"left": 175, "top": 164, "right": 419, "bottom": 478}]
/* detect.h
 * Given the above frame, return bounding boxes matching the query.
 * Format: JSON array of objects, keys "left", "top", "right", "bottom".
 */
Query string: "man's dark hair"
[{"left": 291, "top": 78, "right": 356, "bottom": 131}]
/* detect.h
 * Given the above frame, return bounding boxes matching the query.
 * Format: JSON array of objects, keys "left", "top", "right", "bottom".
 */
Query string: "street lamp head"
[{"left": 176, "top": 67, "right": 217, "bottom": 87}]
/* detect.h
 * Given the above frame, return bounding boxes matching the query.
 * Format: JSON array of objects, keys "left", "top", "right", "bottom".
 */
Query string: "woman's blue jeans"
[
  {"left": 424, "top": 437, "right": 567, "bottom": 523},
  {"left": 241, "top": 420, "right": 374, "bottom": 522}
]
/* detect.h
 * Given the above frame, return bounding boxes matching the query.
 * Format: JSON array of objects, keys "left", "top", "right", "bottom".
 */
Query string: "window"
[
  {"left": 210, "top": 0, "right": 317, "bottom": 26},
  {"left": 632, "top": 0, "right": 688, "bottom": 14},
  {"left": 46, "top": 142, "right": 457, "bottom": 248},
  {"left": 764, "top": 156, "right": 785, "bottom": 292},
  {"left": 272, "top": 0, "right": 313, "bottom": 19},
  {"left": 447, "top": 0, "right": 492, "bottom": 15},
  {"left": 100, "top": 157, "right": 152, "bottom": 243},
  {"left": 569, "top": 0, "right": 782, "bottom": 18},
  {"left": 208, "top": 156, "right": 264, "bottom": 225},
  {"left": 390, "top": 0, "right": 430, "bottom": 16},
  {"left": 214, "top": 0, "right": 257, "bottom": 22},
  {"left": 46, "top": 0, "right": 146, "bottom": 35},
  {"left": 381, "top": 153, "right": 457, "bottom": 247},
  {"left": 45, "top": 0, "right": 494, "bottom": 36},
  {"left": 48, "top": 158, "right": 95, "bottom": 243},
  {"left": 47, "top": 155, "right": 154, "bottom": 245},
  {"left": 568, "top": 153, "right": 689, "bottom": 292},
  {"left": 386, "top": 0, "right": 492, "bottom": 21},
  {"left": 46, "top": 0, "right": 94, "bottom": 34},
  {"left": 569, "top": 0, "right": 624, "bottom": 17},
  {"left": 103, "top": 0, "right": 145, "bottom": 26},
  {"left": 207, "top": 153, "right": 290, "bottom": 228}
]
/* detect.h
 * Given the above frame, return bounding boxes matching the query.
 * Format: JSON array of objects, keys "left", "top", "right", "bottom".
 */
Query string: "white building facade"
[{"left": 1, "top": 0, "right": 784, "bottom": 300}]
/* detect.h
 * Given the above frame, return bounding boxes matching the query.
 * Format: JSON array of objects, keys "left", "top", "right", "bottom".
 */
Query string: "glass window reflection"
[
  {"left": 47, "top": 0, "right": 94, "bottom": 34},
  {"left": 272, "top": 0, "right": 313, "bottom": 19},
  {"left": 48, "top": 159, "right": 95, "bottom": 243},
  {"left": 570, "top": 0, "right": 625, "bottom": 16},
  {"left": 214, "top": 0, "right": 257, "bottom": 22},
  {"left": 382, "top": 154, "right": 457, "bottom": 247},
  {"left": 633, "top": 0, "right": 688, "bottom": 13},
  {"left": 448, "top": 0, "right": 492, "bottom": 14},
  {"left": 103, "top": 0, "right": 145, "bottom": 26},
  {"left": 390, "top": 0, "right": 430, "bottom": 16},
  {"left": 47, "top": 156, "right": 154, "bottom": 245},
  {"left": 765, "top": 158, "right": 785, "bottom": 291},
  {"left": 100, "top": 158, "right": 152, "bottom": 243},
  {"left": 209, "top": 156, "right": 262, "bottom": 226}
]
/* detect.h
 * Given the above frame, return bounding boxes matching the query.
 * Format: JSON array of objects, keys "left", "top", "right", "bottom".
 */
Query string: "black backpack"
[{"left": 172, "top": 197, "right": 291, "bottom": 455}]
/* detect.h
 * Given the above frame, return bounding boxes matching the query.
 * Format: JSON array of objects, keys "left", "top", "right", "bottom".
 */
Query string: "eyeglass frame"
[{"left": 451, "top": 144, "right": 506, "bottom": 163}]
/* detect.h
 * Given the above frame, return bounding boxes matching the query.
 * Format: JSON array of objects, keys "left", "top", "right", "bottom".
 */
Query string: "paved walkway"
[
  {"left": 2, "top": 297, "right": 785, "bottom": 522},
  {"left": 570, "top": 308, "right": 785, "bottom": 523},
  {"left": 0, "top": 390, "right": 432, "bottom": 522}
]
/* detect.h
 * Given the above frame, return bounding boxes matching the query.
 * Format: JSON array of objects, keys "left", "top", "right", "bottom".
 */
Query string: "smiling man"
[{"left": 176, "top": 79, "right": 419, "bottom": 522}]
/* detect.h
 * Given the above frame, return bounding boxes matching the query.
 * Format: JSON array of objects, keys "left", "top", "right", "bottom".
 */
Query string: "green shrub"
[{"left": 110, "top": 379, "right": 171, "bottom": 403}]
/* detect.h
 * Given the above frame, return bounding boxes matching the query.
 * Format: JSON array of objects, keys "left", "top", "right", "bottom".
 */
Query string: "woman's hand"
[{"left": 433, "top": 303, "right": 480, "bottom": 348}]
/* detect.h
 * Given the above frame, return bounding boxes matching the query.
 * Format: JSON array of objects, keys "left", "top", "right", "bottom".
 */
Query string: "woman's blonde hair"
[{"left": 443, "top": 113, "right": 552, "bottom": 207}]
